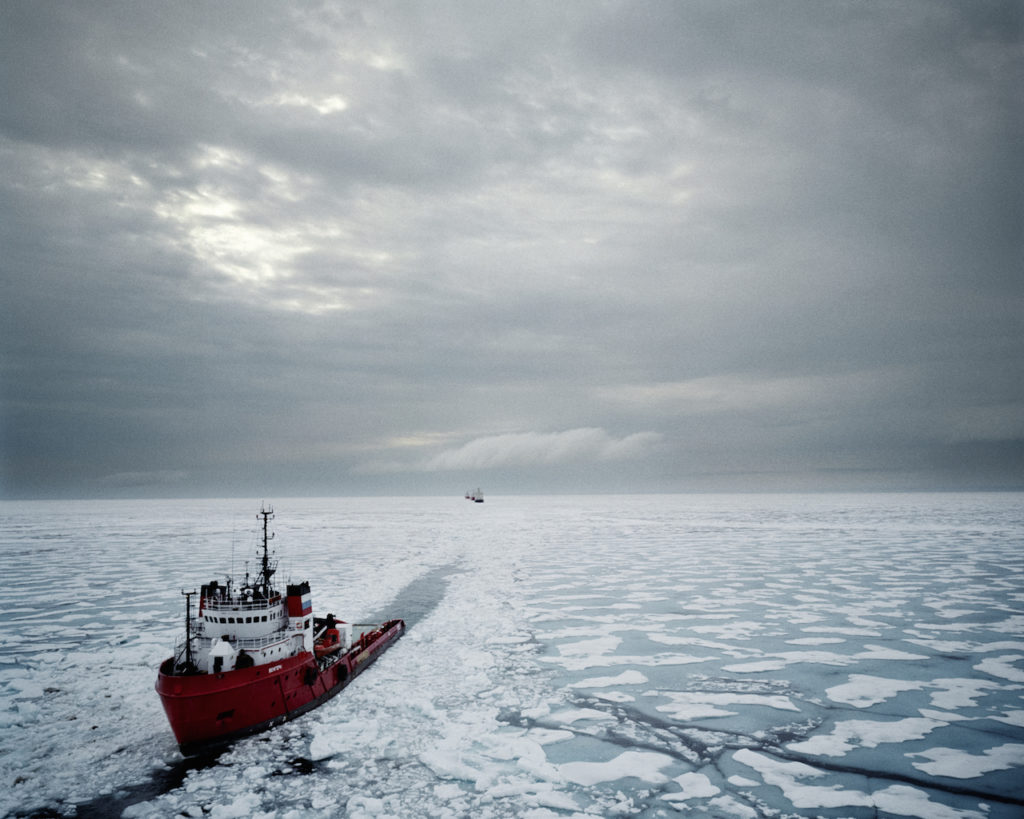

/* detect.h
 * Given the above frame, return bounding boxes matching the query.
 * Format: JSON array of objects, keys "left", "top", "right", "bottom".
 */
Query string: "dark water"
[{"left": 367, "top": 562, "right": 460, "bottom": 628}]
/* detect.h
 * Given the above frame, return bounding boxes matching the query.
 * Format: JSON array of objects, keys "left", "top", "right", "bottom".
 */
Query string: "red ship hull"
[{"left": 156, "top": 619, "right": 404, "bottom": 755}]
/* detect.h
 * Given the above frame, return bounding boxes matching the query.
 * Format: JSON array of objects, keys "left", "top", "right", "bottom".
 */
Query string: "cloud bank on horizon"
[
  {"left": 359, "top": 428, "right": 663, "bottom": 474},
  {"left": 0, "top": 1, "right": 1021, "bottom": 498}
]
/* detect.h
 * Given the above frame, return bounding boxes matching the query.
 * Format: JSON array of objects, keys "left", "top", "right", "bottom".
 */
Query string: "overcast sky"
[{"left": 2, "top": 1, "right": 1021, "bottom": 499}]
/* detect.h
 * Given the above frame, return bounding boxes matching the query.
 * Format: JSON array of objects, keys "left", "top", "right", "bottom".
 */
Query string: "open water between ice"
[{"left": 1, "top": 494, "right": 1022, "bottom": 818}]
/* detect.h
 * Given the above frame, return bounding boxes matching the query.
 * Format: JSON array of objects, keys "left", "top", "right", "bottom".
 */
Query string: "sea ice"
[
  {"left": 786, "top": 637, "right": 845, "bottom": 645},
  {"left": 592, "top": 690, "right": 634, "bottom": 702},
  {"left": 555, "top": 635, "right": 622, "bottom": 657},
  {"left": 539, "top": 651, "right": 715, "bottom": 671},
  {"left": 722, "top": 659, "right": 788, "bottom": 672},
  {"left": 707, "top": 794, "right": 758, "bottom": 817},
  {"left": 655, "top": 691, "right": 800, "bottom": 721},
  {"left": 557, "top": 750, "right": 674, "bottom": 786},
  {"left": 3, "top": 494, "right": 1022, "bottom": 819},
  {"left": 907, "top": 744, "right": 1024, "bottom": 778},
  {"left": 991, "top": 710, "right": 1024, "bottom": 727},
  {"left": 548, "top": 708, "right": 614, "bottom": 724},
  {"left": 854, "top": 644, "right": 929, "bottom": 661},
  {"left": 660, "top": 771, "right": 721, "bottom": 801},
  {"left": 871, "top": 784, "right": 987, "bottom": 819},
  {"left": 569, "top": 669, "right": 648, "bottom": 688},
  {"left": 734, "top": 748, "right": 874, "bottom": 809},
  {"left": 991, "top": 615, "right": 1024, "bottom": 635},
  {"left": 527, "top": 728, "right": 575, "bottom": 744},
  {"left": 802, "top": 625, "right": 882, "bottom": 636},
  {"left": 787, "top": 717, "right": 944, "bottom": 756},
  {"left": 928, "top": 677, "right": 1004, "bottom": 709},
  {"left": 826, "top": 674, "right": 928, "bottom": 707},
  {"left": 689, "top": 620, "right": 774, "bottom": 640},
  {"left": 918, "top": 708, "right": 972, "bottom": 722},
  {"left": 974, "top": 654, "right": 1024, "bottom": 683}
]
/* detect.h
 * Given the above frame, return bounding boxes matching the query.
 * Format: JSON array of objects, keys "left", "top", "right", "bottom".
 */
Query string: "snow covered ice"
[{"left": 1, "top": 493, "right": 1022, "bottom": 818}]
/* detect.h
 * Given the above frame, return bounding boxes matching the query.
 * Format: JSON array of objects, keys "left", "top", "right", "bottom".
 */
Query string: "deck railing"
[
  {"left": 175, "top": 623, "right": 298, "bottom": 660},
  {"left": 202, "top": 594, "right": 282, "bottom": 612}
]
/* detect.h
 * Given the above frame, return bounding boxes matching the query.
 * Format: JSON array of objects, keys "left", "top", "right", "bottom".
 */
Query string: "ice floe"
[
  {"left": 826, "top": 674, "right": 929, "bottom": 707},
  {"left": 991, "top": 710, "right": 1024, "bottom": 728},
  {"left": 558, "top": 750, "right": 675, "bottom": 786},
  {"left": 660, "top": 771, "right": 721, "bottom": 802},
  {"left": 568, "top": 669, "right": 648, "bottom": 688},
  {"left": 655, "top": 691, "right": 800, "bottom": 721},
  {"left": 734, "top": 748, "right": 875, "bottom": 809},
  {"left": 928, "top": 677, "right": 1006, "bottom": 709},
  {"left": 907, "top": 744, "right": 1024, "bottom": 778},
  {"left": 975, "top": 654, "right": 1024, "bottom": 683},
  {"left": 734, "top": 749, "right": 988, "bottom": 817},
  {"left": 787, "top": 717, "right": 945, "bottom": 756}
]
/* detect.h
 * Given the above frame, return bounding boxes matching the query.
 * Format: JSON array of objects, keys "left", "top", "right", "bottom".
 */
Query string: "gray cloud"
[{"left": 1, "top": 1, "right": 1021, "bottom": 498}]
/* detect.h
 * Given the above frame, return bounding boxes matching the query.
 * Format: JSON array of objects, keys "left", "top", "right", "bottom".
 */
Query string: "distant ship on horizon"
[{"left": 466, "top": 488, "right": 484, "bottom": 503}]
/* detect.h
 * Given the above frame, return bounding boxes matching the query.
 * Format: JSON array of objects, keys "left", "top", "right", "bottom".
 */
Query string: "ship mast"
[
  {"left": 257, "top": 504, "right": 276, "bottom": 593},
  {"left": 180, "top": 589, "right": 197, "bottom": 671}
]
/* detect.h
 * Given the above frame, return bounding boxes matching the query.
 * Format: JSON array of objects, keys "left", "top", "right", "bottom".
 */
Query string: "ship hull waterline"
[{"left": 156, "top": 619, "right": 405, "bottom": 756}]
